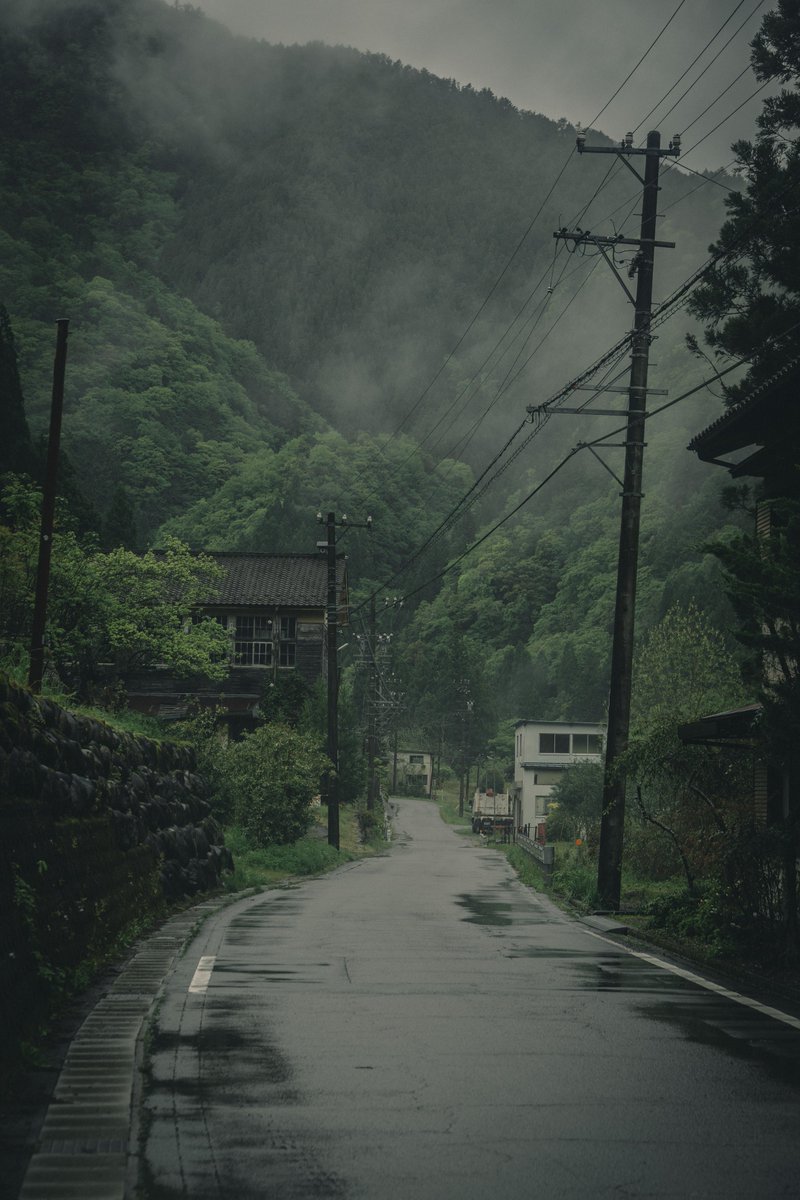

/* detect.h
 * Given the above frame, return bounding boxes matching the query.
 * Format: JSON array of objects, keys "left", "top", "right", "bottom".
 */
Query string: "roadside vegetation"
[
  {"left": 3, "top": 0, "right": 800, "bottom": 1001},
  {"left": 432, "top": 776, "right": 472, "bottom": 828}
]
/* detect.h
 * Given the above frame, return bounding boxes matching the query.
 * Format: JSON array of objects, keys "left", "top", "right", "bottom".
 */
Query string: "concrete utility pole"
[
  {"left": 557, "top": 129, "right": 680, "bottom": 910},
  {"left": 29, "top": 319, "right": 69, "bottom": 693}
]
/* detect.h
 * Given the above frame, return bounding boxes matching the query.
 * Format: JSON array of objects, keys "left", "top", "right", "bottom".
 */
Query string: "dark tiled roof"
[
  {"left": 687, "top": 393, "right": 768, "bottom": 457},
  {"left": 677, "top": 703, "right": 761, "bottom": 746},
  {"left": 202, "top": 553, "right": 346, "bottom": 608}
]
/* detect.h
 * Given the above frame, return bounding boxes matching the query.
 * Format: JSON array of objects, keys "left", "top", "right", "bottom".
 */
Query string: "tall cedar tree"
[
  {"left": 0, "top": 306, "right": 35, "bottom": 479},
  {"left": 689, "top": 1, "right": 800, "bottom": 771}
]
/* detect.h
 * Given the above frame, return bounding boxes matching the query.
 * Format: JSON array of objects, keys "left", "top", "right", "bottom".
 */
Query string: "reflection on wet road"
[{"left": 142, "top": 800, "right": 800, "bottom": 1199}]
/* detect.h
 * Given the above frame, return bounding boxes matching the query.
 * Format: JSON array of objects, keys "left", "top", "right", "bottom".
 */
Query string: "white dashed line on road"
[{"left": 188, "top": 955, "right": 216, "bottom": 995}]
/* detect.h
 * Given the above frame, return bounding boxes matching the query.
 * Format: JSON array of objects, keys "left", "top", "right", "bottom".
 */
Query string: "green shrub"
[
  {"left": 642, "top": 880, "right": 735, "bottom": 958},
  {"left": 221, "top": 724, "right": 328, "bottom": 847},
  {"left": 551, "top": 844, "right": 600, "bottom": 910},
  {"left": 221, "top": 824, "right": 343, "bottom": 890},
  {"left": 356, "top": 806, "right": 383, "bottom": 843}
]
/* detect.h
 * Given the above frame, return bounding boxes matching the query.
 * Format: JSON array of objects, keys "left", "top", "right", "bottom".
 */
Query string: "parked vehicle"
[{"left": 471, "top": 788, "right": 512, "bottom": 835}]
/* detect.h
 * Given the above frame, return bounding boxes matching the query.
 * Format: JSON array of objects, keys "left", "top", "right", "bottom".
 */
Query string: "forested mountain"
[{"left": 0, "top": 0, "right": 749, "bottom": 735}]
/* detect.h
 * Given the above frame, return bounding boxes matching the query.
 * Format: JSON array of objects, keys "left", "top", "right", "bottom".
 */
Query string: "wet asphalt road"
[{"left": 142, "top": 799, "right": 800, "bottom": 1199}]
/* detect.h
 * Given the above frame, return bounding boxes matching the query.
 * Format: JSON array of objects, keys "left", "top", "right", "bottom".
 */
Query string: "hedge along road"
[{"left": 140, "top": 799, "right": 800, "bottom": 1199}]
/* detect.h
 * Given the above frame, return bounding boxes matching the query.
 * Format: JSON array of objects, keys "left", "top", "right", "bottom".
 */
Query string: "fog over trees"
[{"left": 0, "top": 0, "right": 757, "bottom": 733}]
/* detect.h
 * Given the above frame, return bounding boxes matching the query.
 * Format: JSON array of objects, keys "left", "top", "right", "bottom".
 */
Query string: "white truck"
[{"left": 470, "top": 788, "right": 513, "bottom": 836}]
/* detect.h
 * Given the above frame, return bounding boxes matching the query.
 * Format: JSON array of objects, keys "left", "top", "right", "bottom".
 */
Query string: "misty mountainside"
[
  {"left": 115, "top": 1, "right": 733, "bottom": 440},
  {"left": 0, "top": 0, "right": 318, "bottom": 538},
  {"left": 0, "top": 0, "right": 748, "bottom": 727}
]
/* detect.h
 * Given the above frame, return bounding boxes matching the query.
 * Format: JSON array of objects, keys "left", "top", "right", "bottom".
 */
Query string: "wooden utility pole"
[
  {"left": 29, "top": 319, "right": 69, "bottom": 693},
  {"left": 598, "top": 131, "right": 669, "bottom": 910},
  {"left": 557, "top": 129, "right": 680, "bottom": 910},
  {"left": 392, "top": 727, "right": 398, "bottom": 793},
  {"left": 366, "top": 594, "right": 377, "bottom": 811},
  {"left": 324, "top": 510, "right": 340, "bottom": 849},
  {"left": 317, "top": 509, "right": 371, "bottom": 847}
]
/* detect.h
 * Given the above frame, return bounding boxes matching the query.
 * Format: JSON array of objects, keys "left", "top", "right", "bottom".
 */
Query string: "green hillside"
[{"left": 0, "top": 0, "right": 747, "bottom": 730}]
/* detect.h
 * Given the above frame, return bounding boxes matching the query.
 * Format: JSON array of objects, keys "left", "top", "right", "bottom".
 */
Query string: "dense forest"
[{"left": 0, "top": 0, "right": 757, "bottom": 753}]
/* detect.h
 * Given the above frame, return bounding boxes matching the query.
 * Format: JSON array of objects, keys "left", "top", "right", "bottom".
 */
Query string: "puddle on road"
[
  {"left": 569, "top": 957, "right": 701, "bottom": 993},
  {"left": 637, "top": 997, "right": 800, "bottom": 1087},
  {"left": 456, "top": 888, "right": 557, "bottom": 927},
  {"left": 505, "top": 947, "right": 618, "bottom": 959},
  {"left": 152, "top": 1028, "right": 294, "bottom": 1083},
  {"left": 456, "top": 894, "right": 514, "bottom": 926},
  {"left": 212, "top": 966, "right": 301, "bottom": 975},
  {"left": 152, "top": 1027, "right": 249, "bottom": 1054}
]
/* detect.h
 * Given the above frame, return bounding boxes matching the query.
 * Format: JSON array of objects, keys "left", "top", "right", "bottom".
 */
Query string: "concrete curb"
[
  {"left": 17, "top": 899, "right": 225, "bottom": 1200},
  {"left": 580, "top": 913, "right": 630, "bottom": 935}
]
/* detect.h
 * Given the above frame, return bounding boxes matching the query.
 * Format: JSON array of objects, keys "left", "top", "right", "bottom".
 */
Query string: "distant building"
[
  {"left": 512, "top": 719, "right": 604, "bottom": 830},
  {"left": 125, "top": 552, "right": 348, "bottom": 736},
  {"left": 393, "top": 750, "right": 433, "bottom": 795}
]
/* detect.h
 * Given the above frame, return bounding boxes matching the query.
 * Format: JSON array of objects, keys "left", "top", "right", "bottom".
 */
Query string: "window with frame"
[
  {"left": 278, "top": 615, "right": 297, "bottom": 668},
  {"left": 233, "top": 615, "right": 273, "bottom": 666},
  {"left": 572, "top": 733, "right": 602, "bottom": 754},
  {"left": 409, "top": 754, "right": 424, "bottom": 764},
  {"left": 539, "top": 732, "right": 570, "bottom": 754}
]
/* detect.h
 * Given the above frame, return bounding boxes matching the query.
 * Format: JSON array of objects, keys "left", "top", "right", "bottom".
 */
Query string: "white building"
[
  {"left": 393, "top": 749, "right": 433, "bottom": 795},
  {"left": 513, "top": 719, "right": 604, "bottom": 830}
]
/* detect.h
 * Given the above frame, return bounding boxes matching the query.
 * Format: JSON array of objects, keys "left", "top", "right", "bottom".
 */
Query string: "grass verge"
[
  {"left": 432, "top": 780, "right": 472, "bottom": 828},
  {"left": 221, "top": 803, "right": 386, "bottom": 892}
]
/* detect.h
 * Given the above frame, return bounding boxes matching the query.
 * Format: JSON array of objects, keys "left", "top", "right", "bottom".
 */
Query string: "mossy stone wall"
[{"left": 0, "top": 676, "right": 231, "bottom": 1070}]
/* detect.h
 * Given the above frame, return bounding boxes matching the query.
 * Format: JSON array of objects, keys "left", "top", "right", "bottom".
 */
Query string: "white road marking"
[
  {"left": 584, "top": 929, "right": 800, "bottom": 1031},
  {"left": 188, "top": 955, "right": 216, "bottom": 995}
]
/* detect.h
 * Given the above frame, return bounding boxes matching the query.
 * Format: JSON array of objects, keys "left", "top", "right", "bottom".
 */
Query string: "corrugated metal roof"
[{"left": 202, "top": 553, "right": 346, "bottom": 608}]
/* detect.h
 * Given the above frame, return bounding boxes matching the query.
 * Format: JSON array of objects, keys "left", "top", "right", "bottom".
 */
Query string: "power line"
[
  {"left": 677, "top": 76, "right": 776, "bottom": 158},
  {"left": 375, "top": 155, "right": 575, "bottom": 454},
  {"left": 662, "top": 157, "right": 739, "bottom": 192},
  {"left": 359, "top": 98, "right": 800, "bottom": 620},
  {"left": 356, "top": 49, "right": 784, "bottom": 612},
  {"left": 587, "top": 0, "right": 690, "bottom": 129},
  {"left": 356, "top": 222, "right": 800, "bottom": 622},
  {"left": 419, "top": 159, "right": 628, "bottom": 472},
  {"left": 372, "top": 2, "right": 699, "bottom": 471},
  {"left": 638, "top": 0, "right": 767, "bottom": 135},
  {"left": 394, "top": 325, "right": 800, "bottom": 608},
  {"left": 349, "top": 333, "right": 636, "bottom": 619}
]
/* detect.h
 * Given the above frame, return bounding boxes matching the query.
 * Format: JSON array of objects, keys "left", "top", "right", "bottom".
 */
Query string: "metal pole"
[
  {"left": 325, "top": 511, "right": 339, "bottom": 849},
  {"left": 28, "top": 319, "right": 69, "bottom": 693},
  {"left": 597, "top": 131, "right": 662, "bottom": 910}
]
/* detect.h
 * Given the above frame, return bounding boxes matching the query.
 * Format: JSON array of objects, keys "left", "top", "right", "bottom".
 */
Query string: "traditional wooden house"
[
  {"left": 680, "top": 387, "right": 798, "bottom": 825},
  {"left": 125, "top": 552, "right": 348, "bottom": 736}
]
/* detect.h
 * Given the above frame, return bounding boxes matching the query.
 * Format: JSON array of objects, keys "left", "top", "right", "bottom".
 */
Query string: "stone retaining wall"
[{"left": 0, "top": 675, "right": 231, "bottom": 1070}]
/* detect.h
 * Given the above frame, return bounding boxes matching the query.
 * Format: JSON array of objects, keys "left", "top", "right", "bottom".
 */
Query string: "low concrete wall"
[{"left": 515, "top": 831, "right": 555, "bottom": 876}]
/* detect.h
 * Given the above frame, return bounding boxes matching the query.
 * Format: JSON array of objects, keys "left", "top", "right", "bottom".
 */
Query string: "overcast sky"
[{"left": 196, "top": 0, "right": 774, "bottom": 170}]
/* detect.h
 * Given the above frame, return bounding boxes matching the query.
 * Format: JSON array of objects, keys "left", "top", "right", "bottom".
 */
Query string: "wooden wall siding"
[{"left": 754, "top": 761, "right": 769, "bottom": 826}]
